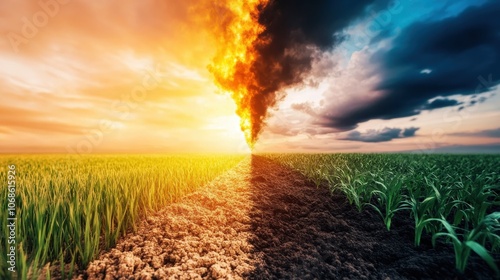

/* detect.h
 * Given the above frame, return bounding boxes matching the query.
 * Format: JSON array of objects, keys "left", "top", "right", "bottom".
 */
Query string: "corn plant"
[
  {"left": 366, "top": 173, "right": 408, "bottom": 231},
  {"left": 429, "top": 212, "right": 500, "bottom": 276},
  {"left": 414, "top": 176, "right": 457, "bottom": 236},
  {"left": 406, "top": 195, "right": 435, "bottom": 246},
  {"left": 305, "top": 164, "right": 327, "bottom": 188},
  {"left": 332, "top": 167, "right": 373, "bottom": 212},
  {"left": 458, "top": 174, "right": 500, "bottom": 229}
]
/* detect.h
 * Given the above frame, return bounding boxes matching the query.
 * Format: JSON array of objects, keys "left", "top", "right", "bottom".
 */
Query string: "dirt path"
[{"left": 80, "top": 156, "right": 496, "bottom": 279}]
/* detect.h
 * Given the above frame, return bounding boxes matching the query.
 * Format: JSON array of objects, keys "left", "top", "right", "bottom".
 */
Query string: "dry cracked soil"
[{"left": 76, "top": 156, "right": 497, "bottom": 280}]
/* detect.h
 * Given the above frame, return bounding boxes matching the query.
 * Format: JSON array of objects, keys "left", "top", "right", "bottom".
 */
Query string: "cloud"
[
  {"left": 339, "top": 127, "right": 419, "bottom": 142},
  {"left": 452, "top": 127, "right": 500, "bottom": 138},
  {"left": 422, "top": 98, "right": 462, "bottom": 110},
  {"left": 265, "top": 125, "right": 299, "bottom": 137},
  {"left": 469, "top": 95, "right": 488, "bottom": 106},
  {"left": 319, "top": 1, "right": 500, "bottom": 130},
  {"left": 291, "top": 102, "right": 318, "bottom": 117},
  {"left": 401, "top": 127, "right": 419, "bottom": 137}
]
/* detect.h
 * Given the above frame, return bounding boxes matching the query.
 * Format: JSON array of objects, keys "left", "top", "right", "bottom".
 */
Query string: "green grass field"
[
  {"left": 263, "top": 153, "right": 500, "bottom": 276},
  {"left": 0, "top": 154, "right": 245, "bottom": 279}
]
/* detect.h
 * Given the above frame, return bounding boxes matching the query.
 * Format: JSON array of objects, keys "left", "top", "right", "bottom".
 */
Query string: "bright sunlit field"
[{"left": 0, "top": 154, "right": 245, "bottom": 279}]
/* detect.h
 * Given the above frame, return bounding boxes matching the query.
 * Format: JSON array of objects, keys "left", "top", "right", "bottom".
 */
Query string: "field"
[
  {"left": 0, "top": 153, "right": 499, "bottom": 279},
  {"left": 0, "top": 154, "right": 244, "bottom": 279},
  {"left": 263, "top": 154, "right": 500, "bottom": 278}
]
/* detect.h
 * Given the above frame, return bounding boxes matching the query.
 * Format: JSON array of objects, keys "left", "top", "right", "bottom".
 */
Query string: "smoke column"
[{"left": 208, "top": 0, "right": 388, "bottom": 148}]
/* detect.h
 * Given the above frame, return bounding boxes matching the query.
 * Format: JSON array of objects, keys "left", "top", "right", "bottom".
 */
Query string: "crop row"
[
  {"left": 0, "top": 154, "right": 244, "bottom": 279},
  {"left": 263, "top": 153, "right": 500, "bottom": 276}
]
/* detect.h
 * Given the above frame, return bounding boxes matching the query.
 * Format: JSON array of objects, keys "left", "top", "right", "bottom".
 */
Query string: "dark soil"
[{"left": 248, "top": 155, "right": 497, "bottom": 280}]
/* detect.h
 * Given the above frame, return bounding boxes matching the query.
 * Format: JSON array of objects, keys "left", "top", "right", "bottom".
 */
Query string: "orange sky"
[{"left": 0, "top": 0, "right": 250, "bottom": 154}]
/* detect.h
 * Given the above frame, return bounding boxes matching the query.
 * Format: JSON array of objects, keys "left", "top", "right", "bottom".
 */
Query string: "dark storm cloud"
[
  {"left": 339, "top": 127, "right": 419, "bottom": 143},
  {"left": 322, "top": 0, "right": 500, "bottom": 130},
  {"left": 401, "top": 127, "right": 419, "bottom": 137},
  {"left": 452, "top": 127, "right": 500, "bottom": 138},
  {"left": 422, "top": 98, "right": 462, "bottom": 110},
  {"left": 469, "top": 96, "right": 487, "bottom": 106}
]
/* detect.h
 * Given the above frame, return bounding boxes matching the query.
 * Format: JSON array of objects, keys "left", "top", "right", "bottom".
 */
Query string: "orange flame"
[{"left": 207, "top": 0, "right": 269, "bottom": 149}]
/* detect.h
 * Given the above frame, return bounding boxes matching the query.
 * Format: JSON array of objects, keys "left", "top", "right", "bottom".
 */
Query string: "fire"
[{"left": 207, "top": 0, "right": 269, "bottom": 149}]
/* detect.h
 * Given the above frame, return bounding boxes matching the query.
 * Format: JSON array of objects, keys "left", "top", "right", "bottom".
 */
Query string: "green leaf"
[{"left": 465, "top": 241, "right": 500, "bottom": 277}]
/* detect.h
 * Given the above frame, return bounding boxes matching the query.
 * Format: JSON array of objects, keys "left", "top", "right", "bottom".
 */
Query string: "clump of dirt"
[{"left": 77, "top": 155, "right": 497, "bottom": 279}]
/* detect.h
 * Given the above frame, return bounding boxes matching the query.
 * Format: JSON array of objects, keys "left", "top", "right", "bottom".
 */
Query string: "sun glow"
[{"left": 203, "top": 114, "right": 251, "bottom": 153}]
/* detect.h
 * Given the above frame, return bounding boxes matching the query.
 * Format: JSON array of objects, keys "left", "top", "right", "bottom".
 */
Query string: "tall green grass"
[
  {"left": 263, "top": 153, "right": 500, "bottom": 276},
  {"left": 0, "top": 154, "right": 244, "bottom": 279}
]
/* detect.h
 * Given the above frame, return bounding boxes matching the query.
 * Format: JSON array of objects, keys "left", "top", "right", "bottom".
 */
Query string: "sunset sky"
[{"left": 1, "top": 0, "right": 499, "bottom": 154}]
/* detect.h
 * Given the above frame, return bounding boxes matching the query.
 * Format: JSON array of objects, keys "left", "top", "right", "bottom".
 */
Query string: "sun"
[
  {"left": 221, "top": 115, "right": 252, "bottom": 154},
  {"left": 203, "top": 114, "right": 252, "bottom": 154}
]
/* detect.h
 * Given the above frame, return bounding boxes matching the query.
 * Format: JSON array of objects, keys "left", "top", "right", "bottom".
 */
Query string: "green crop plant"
[
  {"left": 456, "top": 173, "right": 500, "bottom": 229},
  {"left": 430, "top": 213, "right": 500, "bottom": 276},
  {"left": 305, "top": 163, "right": 327, "bottom": 188},
  {"left": 366, "top": 173, "right": 408, "bottom": 231},
  {"left": 406, "top": 194, "right": 435, "bottom": 246},
  {"left": 412, "top": 175, "right": 457, "bottom": 236},
  {"left": 329, "top": 165, "right": 373, "bottom": 212}
]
